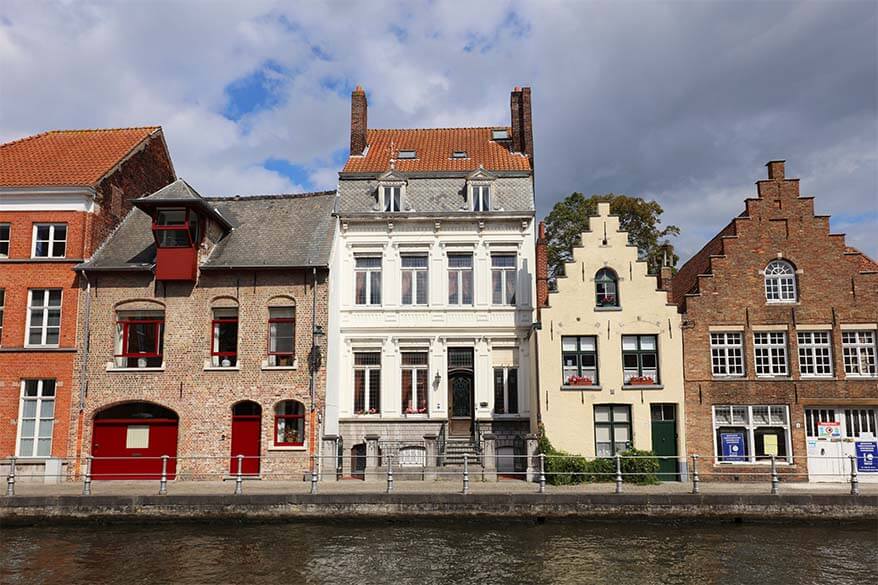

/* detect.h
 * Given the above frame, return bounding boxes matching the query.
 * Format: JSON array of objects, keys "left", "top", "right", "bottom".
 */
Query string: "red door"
[
  {"left": 230, "top": 414, "right": 261, "bottom": 475},
  {"left": 91, "top": 418, "right": 179, "bottom": 480}
]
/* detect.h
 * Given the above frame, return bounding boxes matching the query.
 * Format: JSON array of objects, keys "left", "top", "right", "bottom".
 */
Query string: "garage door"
[{"left": 91, "top": 403, "right": 179, "bottom": 480}]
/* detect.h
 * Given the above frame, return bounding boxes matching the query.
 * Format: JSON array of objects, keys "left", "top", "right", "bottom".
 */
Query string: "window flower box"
[
  {"left": 566, "top": 375, "right": 594, "bottom": 387},
  {"left": 628, "top": 376, "right": 655, "bottom": 386},
  {"left": 355, "top": 408, "right": 379, "bottom": 415},
  {"left": 404, "top": 407, "right": 427, "bottom": 414}
]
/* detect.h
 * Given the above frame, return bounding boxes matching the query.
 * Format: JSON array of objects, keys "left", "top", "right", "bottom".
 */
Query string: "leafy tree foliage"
[{"left": 544, "top": 193, "right": 680, "bottom": 280}]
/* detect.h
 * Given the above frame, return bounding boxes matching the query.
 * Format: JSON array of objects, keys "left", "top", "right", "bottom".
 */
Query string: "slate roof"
[
  {"left": 0, "top": 127, "right": 161, "bottom": 187},
  {"left": 342, "top": 128, "right": 532, "bottom": 174},
  {"left": 79, "top": 189, "right": 336, "bottom": 272}
]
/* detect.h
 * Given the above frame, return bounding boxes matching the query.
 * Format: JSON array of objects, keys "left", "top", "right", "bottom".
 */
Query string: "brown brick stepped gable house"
[
  {"left": 0, "top": 128, "right": 175, "bottom": 482},
  {"left": 672, "top": 160, "right": 878, "bottom": 483},
  {"left": 71, "top": 179, "right": 335, "bottom": 481}
]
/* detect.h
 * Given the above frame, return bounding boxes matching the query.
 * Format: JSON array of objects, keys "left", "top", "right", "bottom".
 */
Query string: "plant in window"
[
  {"left": 115, "top": 311, "right": 163, "bottom": 368},
  {"left": 595, "top": 268, "right": 619, "bottom": 307},
  {"left": 566, "top": 375, "right": 594, "bottom": 386}
]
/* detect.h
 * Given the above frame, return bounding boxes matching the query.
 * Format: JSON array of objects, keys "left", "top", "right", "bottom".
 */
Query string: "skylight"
[
  {"left": 491, "top": 129, "right": 509, "bottom": 140},
  {"left": 452, "top": 151, "right": 468, "bottom": 159},
  {"left": 398, "top": 150, "right": 416, "bottom": 159}
]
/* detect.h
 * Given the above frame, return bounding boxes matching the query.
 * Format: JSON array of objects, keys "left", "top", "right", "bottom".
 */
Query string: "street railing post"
[
  {"left": 539, "top": 453, "right": 546, "bottom": 494},
  {"left": 5, "top": 456, "right": 16, "bottom": 496},
  {"left": 849, "top": 455, "right": 860, "bottom": 496},
  {"left": 234, "top": 454, "right": 244, "bottom": 495},
  {"left": 690, "top": 454, "right": 700, "bottom": 495},
  {"left": 82, "top": 456, "right": 93, "bottom": 496},
  {"left": 386, "top": 454, "right": 394, "bottom": 494},
  {"left": 159, "top": 455, "right": 169, "bottom": 495},
  {"left": 310, "top": 455, "right": 318, "bottom": 495},
  {"left": 615, "top": 453, "right": 623, "bottom": 494},
  {"left": 462, "top": 453, "right": 470, "bottom": 495},
  {"left": 770, "top": 455, "right": 779, "bottom": 495}
]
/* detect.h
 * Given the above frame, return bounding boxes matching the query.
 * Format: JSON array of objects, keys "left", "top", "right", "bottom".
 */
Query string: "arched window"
[
  {"left": 274, "top": 400, "right": 305, "bottom": 446},
  {"left": 595, "top": 268, "right": 619, "bottom": 307},
  {"left": 764, "top": 260, "right": 797, "bottom": 303}
]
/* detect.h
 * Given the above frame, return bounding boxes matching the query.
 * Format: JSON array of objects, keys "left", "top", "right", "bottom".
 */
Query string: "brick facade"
[{"left": 673, "top": 161, "right": 878, "bottom": 481}]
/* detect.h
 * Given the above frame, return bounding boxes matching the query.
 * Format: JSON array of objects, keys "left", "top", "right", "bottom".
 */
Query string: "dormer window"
[
  {"left": 382, "top": 186, "right": 402, "bottom": 212},
  {"left": 397, "top": 150, "right": 416, "bottom": 159},
  {"left": 153, "top": 209, "right": 200, "bottom": 248},
  {"left": 472, "top": 185, "right": 491, "bottom": 212},
  {"left": 491, "top": 129, "right": 509, "bottom": 140},
  {"left": 452, "top": 151, "right": 467, "bottom": 159}
]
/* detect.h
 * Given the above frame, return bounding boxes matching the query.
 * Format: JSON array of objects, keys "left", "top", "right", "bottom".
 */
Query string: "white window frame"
[
  {"left": 16, "top": 379, "right": 55, "bottom": 458},
  {"left": 710, "top": 332, "right": 745, "bottom": 377},
  {"left": 25, "top": 289, "right": 62, "bottom": 347},
  {"left": 712, "top": 404, "right": 791, "bottom": 464},
  {"left": 31, "top": 223, "right": 67, "bottom": 258},
  {"left": 764, "top": 260, "right": 796, "bottom": 303},
  {"left": 354, "top": 256, "right": 382, "bottom": 306},
  {"left": 753, "top": 331, "right": 788, "bottom": 377},
  {"left": 447, "top": 253, "right": 474, "bottom": 306},
  {"left": 842, "top": 330, "right": 877, "bottom": 377},
  {"left": 471, "top": 184, "right": 491, "bottom": 212},
  {"left": 0, "top": 223, "right": 9, "bottom": 258},
  {"left": 491, "top": 253, "right": 517, "bottom": 305},
  {"left": 400, "top": 255, "right": 428, "bottom": 306},
  {"left": 797, "top": 331, "right": 833, "bottom": 377},
  {"left": 381, "top": 185, "right": 403, "bottom": 212}
]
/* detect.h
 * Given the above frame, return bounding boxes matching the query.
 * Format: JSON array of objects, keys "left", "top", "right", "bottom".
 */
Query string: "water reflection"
[{"left": 1, "top": 521, "right": 874, "bottom": 585}]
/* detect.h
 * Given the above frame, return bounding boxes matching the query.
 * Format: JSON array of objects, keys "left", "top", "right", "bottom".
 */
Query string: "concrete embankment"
[{"left": 1, "top": 493, "right": 875, "bottom": 525}]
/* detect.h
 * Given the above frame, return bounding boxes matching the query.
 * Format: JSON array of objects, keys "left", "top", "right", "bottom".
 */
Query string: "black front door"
[{"left": 448, "top": 348, "right": 474, "bottom": 436}]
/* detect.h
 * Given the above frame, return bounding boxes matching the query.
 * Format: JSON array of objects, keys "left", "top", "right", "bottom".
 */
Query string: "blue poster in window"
[
  {"left": 721, "top": 432, "right": 746, "bottom": 462},
  {"left": 855, "top": 441, "right": 877, "bottom": 473}
]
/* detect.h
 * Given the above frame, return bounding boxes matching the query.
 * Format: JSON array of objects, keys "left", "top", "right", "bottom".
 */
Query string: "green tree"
[{"left": 544, "top": 193, "right": 680, "bottom": 280}]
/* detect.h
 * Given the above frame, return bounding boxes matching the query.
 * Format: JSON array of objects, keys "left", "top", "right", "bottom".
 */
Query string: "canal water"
[{"left": 1, "top": 520, "right": 875, "bottom": 584}]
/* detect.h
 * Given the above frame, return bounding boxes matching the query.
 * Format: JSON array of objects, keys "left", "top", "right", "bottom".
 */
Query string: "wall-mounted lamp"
[{"left": 433, "top": 371, "right": 442, "bottom": 387}]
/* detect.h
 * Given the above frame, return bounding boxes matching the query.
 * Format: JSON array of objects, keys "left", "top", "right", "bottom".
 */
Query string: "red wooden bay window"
[
  {"left": 152, "top": 208, "right": 201, "bottom": 281},
  {"left": 115, "top": 312, "right": 164, "bottom": 368},
  {"left": 274, "top": 400, "right": 305, "bottom": 446}
]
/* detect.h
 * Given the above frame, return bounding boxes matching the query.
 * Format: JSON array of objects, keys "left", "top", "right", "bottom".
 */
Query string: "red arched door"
[
  {"left": 91, "top": 402, "right": 179, "bottom": 480},
  {"left": 230, "top": 401, "right": 261, "bottom": 475}
]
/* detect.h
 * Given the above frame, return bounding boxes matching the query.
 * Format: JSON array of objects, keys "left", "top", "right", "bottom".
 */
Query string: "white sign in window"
[{"left": 125, "top": 425, "right": 150, "bottom": 449}]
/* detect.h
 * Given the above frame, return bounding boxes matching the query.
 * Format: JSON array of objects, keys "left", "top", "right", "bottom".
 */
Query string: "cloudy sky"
[{"left": 1, "top": 0, "right": 875, "bottom": 260}]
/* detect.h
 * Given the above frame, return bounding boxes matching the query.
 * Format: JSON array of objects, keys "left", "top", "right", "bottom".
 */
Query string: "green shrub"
[
  {"left": 538, "top": 428, "right": 660, "bottom": 485},
  {"left": 619, "top": 448, "right": 660, "bottom": 485}
]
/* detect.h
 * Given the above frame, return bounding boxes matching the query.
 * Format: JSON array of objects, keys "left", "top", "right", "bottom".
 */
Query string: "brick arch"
[
  {"left": 112, "top": 298, "right": 165, "bottom": 312},
  {"left": 267, "top": 294, "right": 296, "bottom": 306},
  {"left": 209, "top": 295, "right": 239, "bottom": 308}
]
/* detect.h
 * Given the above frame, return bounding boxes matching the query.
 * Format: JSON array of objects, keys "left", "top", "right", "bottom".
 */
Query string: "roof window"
[
  {"left": 397, "top": 150, "right": 417, "bottom": 159},
  {"left": 491, "top": 129, "right": 509, "bottom": 140},
  {"left": 452, "top": 151, "right": 468, "bottom": 159}
]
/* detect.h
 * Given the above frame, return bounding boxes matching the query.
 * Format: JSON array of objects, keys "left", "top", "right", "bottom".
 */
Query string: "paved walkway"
[{"left": 6, "top": 478, "right": 875, "bottom": 497}]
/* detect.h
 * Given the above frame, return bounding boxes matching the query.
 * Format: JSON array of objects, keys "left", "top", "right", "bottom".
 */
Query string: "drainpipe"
[
  {"left": 75, "top": 271, "right": 92, "bottom": 474},
  {"left": 308, "top": 266, "right": 319, "bottom": 472}
]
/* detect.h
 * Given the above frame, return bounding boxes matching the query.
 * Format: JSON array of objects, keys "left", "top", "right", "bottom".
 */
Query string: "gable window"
[
  {"left": 472, "top": 185, "right": 491, "bottom": 212},
  {"left": 401, "top": 352, "right": 428, "bottom": 414},
  {"left": 493, "top": 367, "right": 518, "bottom": 414},
  {"left": 842, "top": 331, "right": 876, "bottom": 377},
  {"left": 711, "top": 332, "right": 745, "bottom": 377},
  {"left": 32, "top": 223, "right": 66, "bottom": 258},
  {"left": 17, "top": 380, "right": 55, "bottom": 458},
  {"left": 268, "top": 306, "right": 295, "bottom": 367},
  {"left": 754, "top": 332, "right": 788, "bottom": 377},
  {"left": 595, "top": 268, "right": 619, "bottom": 307},
  {"left": 491, "top": 253, "right": 517, "bottom": 305},
  {"left": 448, "top": 253, "right": 473, "bottom": 305},
  {"left": 355, "top": 256, "right": 382, "bottom": 305},
  {"left": 0, "top": 223, "right": 9, "bottom": 257},
  {"left": 713, "top": 405, "right": 790, "bottom": 464},
  {"left": 401, "top": 255, "right": 428, "bottom": 305},
  {"left": 562, "top": 336, "right": 598, "bottom": 386},
  {"left": 595, "top": 405, "right": 631, "bottom": 457},
  {"left": 382, "top": 186, "right": 402, "bottom": 212},
  {"left": 274, "top": 400, "right": 305, "bottom": 446},
  {"left": 764, "top": 260, "right": 796, "bottom": 303},
  {"left": 211, "top": 308, "right": 238, "bottom": 367},
  {"left": 797, "top": 331, "right": 833, "bottom": 377},
  {"left": 26, "top": 289, "right": 61, "bottom": 347},
  {"left": 115, "top": 310, "right": 164, "bottom": 368},
  {"left": 354, "top": 352, "right": 381, "bottom": 414},
  {"left": 622, "top": 335, "right": 659, "bottom": 384}
]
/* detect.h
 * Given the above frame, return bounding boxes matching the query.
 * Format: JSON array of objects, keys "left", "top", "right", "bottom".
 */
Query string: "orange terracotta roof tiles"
[
  {"left": 845, "top": 246, "right": 878, "bottom": 272},
  {"left": 0, "top": 127, "right": 161, "bottom": 187},
  {"left": 342, "top": 127, "right": 531, "bottom": 173}
]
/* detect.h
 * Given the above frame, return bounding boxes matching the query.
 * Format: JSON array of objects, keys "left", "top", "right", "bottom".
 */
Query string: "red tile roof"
[
  {"left": 845, "top": 246, "right": 878, "bottom": 272},
  {"left": 342, "top": 127, "right": 531, "bottom": 173},
  {"left": 0, "top": 127, "right": 161, "bottom": 187}
]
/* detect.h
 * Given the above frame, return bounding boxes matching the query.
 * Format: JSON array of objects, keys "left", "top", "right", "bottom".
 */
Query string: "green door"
[{"left": 650, "top": 404, "right": 679, "bottom": 481}]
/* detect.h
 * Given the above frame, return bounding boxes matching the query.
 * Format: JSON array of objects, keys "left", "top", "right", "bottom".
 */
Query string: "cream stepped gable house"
[
  {"left": 323, "top": 86, "right": 537, "bottom": 479},
  {"left": 534, "top": 203, "right": 687, "bottom": 480}
]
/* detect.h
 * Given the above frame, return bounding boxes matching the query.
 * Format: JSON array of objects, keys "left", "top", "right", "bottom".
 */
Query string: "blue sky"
[{"left": 0, "top": 1, "right": 876, "bottom": 259}]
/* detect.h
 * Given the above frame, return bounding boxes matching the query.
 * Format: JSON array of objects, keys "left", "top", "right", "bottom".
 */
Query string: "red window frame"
[
  {"left": 211, "top": 317, "right": 238, "bottom": 363},
  {"left": 274, "top": 408, "right": 305, "bottom": 446},
  {"left": 151, "top": 208, "right": 199, "bottom": 249},
  {"left": 267, "top": 312, "right": 295, "bottom": 364},
  {"left": 115, "top": 318, "right": 163, "bottom": 359}
]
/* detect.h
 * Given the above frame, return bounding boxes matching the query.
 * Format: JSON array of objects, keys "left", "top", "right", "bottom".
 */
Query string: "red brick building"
[
  {"left": 71, "top": 180, "right": 335, "bottom": 481},
  {"left": 673, "top": 161, "right": 878, "bottom": 482},
  {"left": 0, "top": 128, "right": 175, "bottom": 481}
]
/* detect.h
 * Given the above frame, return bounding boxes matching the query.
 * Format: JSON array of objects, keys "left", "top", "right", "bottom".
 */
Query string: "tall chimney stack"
[
  {"left": 350, "top": 85, "right": 368, "bottom": 156},
  {"left": 510, "top": 86, "right": 534, "bottom": 164},
  {"left": 536, "top": 221, "right": 549, "bottom": 316}
]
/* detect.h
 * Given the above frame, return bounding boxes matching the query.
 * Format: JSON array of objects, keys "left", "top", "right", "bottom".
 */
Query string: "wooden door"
[
  {"left": 650, "top": 404, "right": 679, "bottom": 481},
  {"left": 230, "top": 402, "right": 261, "bottom": 475},
  {"left": 91, "top": 419, "right": 178, "bottom": 480}
]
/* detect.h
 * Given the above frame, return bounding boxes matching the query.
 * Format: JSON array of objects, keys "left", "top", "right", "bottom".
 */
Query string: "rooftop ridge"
[
  {"left": 368, "top": 126, "right": 509, "bottom": 132},
  {"left": 0, "top": 126, "right": 161, "bottom": 150},
  {"left": 205, "top": 190, "right": 336, "bottom": 202}
]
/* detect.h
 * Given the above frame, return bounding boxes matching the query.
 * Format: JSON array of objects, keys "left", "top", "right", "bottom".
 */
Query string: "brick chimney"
[
  {"left": 510, "top": 86, "right": 534, "bottom": 163},
  {"left": 536, "top": 221, "right": 549, "bottom": 316},
  {"left": 658, "top": 265, "right": 673, "bottom": 291},
  {"left": 766, "top": 160, "right": 785, "bottom": 180},
  {"left": 350, "top": 85, "right": 368, "bottom": 156}
]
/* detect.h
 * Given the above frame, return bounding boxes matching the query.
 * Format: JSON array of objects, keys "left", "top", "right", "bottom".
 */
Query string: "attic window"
[
  {"left": 491, "top": 129, "right": 509, "bottom": 140},
  {"left": 452, "top": 151, "right": 468, "bottom": 159},
  {"left": 398, "top": 150, "right": 416, "bottom": 159}
]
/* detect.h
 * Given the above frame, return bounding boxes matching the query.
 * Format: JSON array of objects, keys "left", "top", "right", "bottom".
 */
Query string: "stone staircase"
[{"left": 442, "top": 438, "right": 482, "bottom": 467}]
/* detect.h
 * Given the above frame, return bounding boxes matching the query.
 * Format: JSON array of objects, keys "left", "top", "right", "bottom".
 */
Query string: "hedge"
[{"left": 538, "top": 433, "right": 660, "bottom": 485}]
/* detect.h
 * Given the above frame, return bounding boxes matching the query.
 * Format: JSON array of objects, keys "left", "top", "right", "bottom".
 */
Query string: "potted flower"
[
  {"left": 628, "top": 376, "right": 655, "bottom": 385},
  {"left": 567, "top": 375, "right": 593, "bottom": 386}
]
